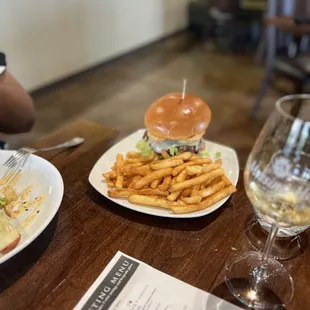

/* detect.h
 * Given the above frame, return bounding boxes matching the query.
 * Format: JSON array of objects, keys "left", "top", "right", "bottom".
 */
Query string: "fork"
[{"left": 1, "top": 137, "right": 84, "bottom": 185}]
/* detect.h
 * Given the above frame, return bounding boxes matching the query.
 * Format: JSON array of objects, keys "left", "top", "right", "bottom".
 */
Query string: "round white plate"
[
  {"left": 89, "top": 129, "right": 239, "bottom": 218},
  {"left": 0, "top": 151, "right": 64, "bottom": 264}
]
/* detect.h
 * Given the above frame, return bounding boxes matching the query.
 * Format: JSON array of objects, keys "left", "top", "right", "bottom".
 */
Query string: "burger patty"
[
  {"left": 143, "top": 131, "right": 202, "bottom": 154},
  {"left": 176, "top": 144, "right": 201, "bottom": 153}
]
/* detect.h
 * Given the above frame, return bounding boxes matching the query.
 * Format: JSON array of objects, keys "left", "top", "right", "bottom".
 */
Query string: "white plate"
[
  {"left": 0, "top": 151, "right": 64, "bottom": 264},
  {"left": 89, "top": 129, "right": 239, "bottom": 218}
]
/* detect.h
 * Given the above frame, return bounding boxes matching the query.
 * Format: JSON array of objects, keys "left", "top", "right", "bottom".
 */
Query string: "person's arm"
[
  {"left": 0, "top": 71, "right": 35, "bottom": 134},
  {"left": 265, "top": 16, "right": 310, "bottom": 36}
]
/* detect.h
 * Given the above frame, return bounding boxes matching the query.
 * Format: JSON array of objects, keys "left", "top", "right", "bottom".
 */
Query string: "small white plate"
[
  {"left": 0, "top": 151, "right": 64, "bottom": 264},
  {"left": 89, "top": 129, "right": 239, "bottom": 218}
]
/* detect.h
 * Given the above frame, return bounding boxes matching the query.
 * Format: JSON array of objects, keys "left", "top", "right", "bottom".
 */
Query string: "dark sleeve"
[
  {"left": 0, "top": 52, "right": 6, "bottom": 66},
  {"left": 295, "top": 18, "right": 310, "bottom": 25}
]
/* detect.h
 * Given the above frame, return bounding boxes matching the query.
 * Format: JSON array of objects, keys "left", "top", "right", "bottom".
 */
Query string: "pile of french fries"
[{"left": 103, "top": 150, "right": 237, "bottom": 214}]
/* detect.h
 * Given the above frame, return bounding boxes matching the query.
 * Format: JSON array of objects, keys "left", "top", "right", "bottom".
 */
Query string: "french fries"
[
  {"left": 181, "top": 195, "right": 203, "bottom": 204},
  {"left": 129, "top": 175, "right": 142, "bottom": 189},
  {"left": 181, "top": 188, "right": 191, "bottom": 197},
  {"left": 199, "top": 181, "right": 225, "bottom": 198},
  {"left": 169, "top": 168, "right": 225, "bottom": 192},
  {"left": 134, "top": 168, "right": 173, "bottom": 189},
  {"left": 161, "top": 149, "right": 170, "bottom": 159},
  {"left": 115, "top": 154, "right": 124, "bottom": 190},
  {"left": 190, "top": 184, "right": 200, "bottom": 197},
  {"left": 167, "top": 169, "right": 187, "bottom": 201},
  {"left": 151, "top": 178, "right": 162, "bottom": 189},
  {"left": 158, "top": 175, "right": 172, "bottom": 191},
  {"left": 186, "top": 163, "right": 221, "bottom": 176},
  {"left": 129, "top": 195, "right": 173, "bottom": 209},
  {"left": 221, "top": 175, "right": 232, "bottom": 186},
  {"left": 103, "top": 150, "right": 237, "bottom": 214},
  {"left": 171, "top": 185, "right": 237, "bottom": 214},
  {"left": 108, "top": 188, "right": 169, "bottom": 198},
  {"left": 150, "top": 159, "right": 184, "bottom": 170},
  {"left": 126, "top": 151, "right": 141, "bottom": 159},
  {"left": 172, "top": 158, "right": 212, "bottom": 176}
]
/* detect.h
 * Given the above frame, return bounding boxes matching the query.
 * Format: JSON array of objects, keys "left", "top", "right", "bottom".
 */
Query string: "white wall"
[{"left": 0, "top": 0, "right": 189, "bottom": 91}]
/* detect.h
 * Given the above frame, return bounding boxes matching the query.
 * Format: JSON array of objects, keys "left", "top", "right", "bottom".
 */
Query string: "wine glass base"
[
  {"left": 245, "top": 214, "right": 308, "bottom": 260},
  {"left": 225, "top": 251, "right": 294, "bottom": 309}
]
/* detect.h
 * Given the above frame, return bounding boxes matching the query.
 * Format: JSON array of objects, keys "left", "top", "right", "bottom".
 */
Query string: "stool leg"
[{"left": 251, "top": 65, "right": 273, "bottom": 118}]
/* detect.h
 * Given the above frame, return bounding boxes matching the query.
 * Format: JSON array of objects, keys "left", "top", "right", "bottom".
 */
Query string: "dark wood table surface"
[{"left": 0, "top": 120, "right": 309, "bottom": 310}]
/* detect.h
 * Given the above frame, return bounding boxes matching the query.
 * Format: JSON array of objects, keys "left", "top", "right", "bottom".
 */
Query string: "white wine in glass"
[{"left": 226, "top": 94, "right": 310, "bottom": 309}]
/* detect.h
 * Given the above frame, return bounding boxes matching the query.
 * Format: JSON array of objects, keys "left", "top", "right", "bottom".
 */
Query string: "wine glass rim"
[{"left": 275, "top": 94, "right": 310, "bottom": 123}]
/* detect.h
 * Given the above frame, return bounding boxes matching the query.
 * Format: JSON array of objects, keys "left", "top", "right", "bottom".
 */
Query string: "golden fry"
[
  {"left": 176, "top": 169, "right": 188, "bottom": 183},
  {"left": 167, "top": 169, "right": 187, "bottom": 201},
  {"left": 126, "top": 151, "right": 141, "bottom": 159},
  {"left": 169, "top": 168, "right": 224, "bottom": 192},
  {"left": 171, "top": 177, "right": 177, "bottom": 185},
  {"left": 190, "top": 184, "right": 200, "bottom": 197},
  {"left": 150, "top": 159, "right": 184, "bottom": 170},
  {"left": 129, "top": 175, "right": 142, "bottom": 189},
  {"left": 131, "top": 165, "right": 151, "bottom": 176},
  {"left": 172, "top": 158, "right": 212, "bottom": 176},
  {"left": 124, "top": 172, "right": 136, "bottom": 178},
  {"left": 125, "top": 154, "right": 154, "bottom": 164},
  {"left": 171, "top": 185, "right": 237, "bottom": 214},
  {"left": 172, "top": 152, "right": 192, "bottom": 161},
  {"left": 158, "top": 175, "right": 172, "bottom": 191},
  {"left": 221, "top": 175, "right": 232, "bottom": 186},
  {"left": 125, "top": 158, "right": 142, "bottom": 164},
  {"left": 123, "top": 177, "right": 134, "bottom": 187},
  {"left": 199, "top": 181, "right": 225, "bottom": 198},
  {"left": 207, "top": 176, "right": 222, "bottom": 186},
  {"left": 103, "top": 171, "right": 116, "bottom": 180},
  {"left": 181, "top": 195, "right": 203, "bottom": 204},
  {"left": 108, "top": 189, "right": 169, "bottom": 198},
  {"left": 141, "top": 154, "right": 157, "bottom": 162},
  {"left": 116, "top": 177, "right": 124, "bottom": 190},
  {"left": 186, "top": 163, "right": 221, "bottom": 175},
  {"left": 121, "top": 164, "right": 144, "bottom": 174},
  {"left": 161, "top": 149, "right": 170, "bottom": 159},
  {"left": 215, "top": 159, "right": 222, "bottom": 165},
  {"left": 151, "top": 178, "right": 162, "bottom": 189},
  {"left": 115, "top": 153, "right": 125, "bottom": 190},
  {"left": 190, "top": 155, "right": 200, "bottom": 160},
  {"left": 106, "top": 180, "right": 115, "bottom": 187},
  {"left": 103, "top": 172, "right": 112, "bottom": 179},
  {"left": 128, "top": 195, "right": 173, "bottom": 209},
  {"left": 167, "top": 190, "right": 182, "bottom": 201},
  {"left": 134, "top": 168, "right": 173, "bottom": 189},
  {"left": 125, "top": 162, "right": 143, "bottom": 168},
  {"left": 181, "top": 188, "right": 191, "bottom": 197}
]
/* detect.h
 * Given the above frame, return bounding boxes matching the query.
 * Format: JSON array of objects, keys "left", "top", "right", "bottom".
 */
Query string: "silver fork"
[
  {"left": 1, "top": 137, "right": 84, "bottom": 185},
  {"left": 1, "top": 150, "right": 31, "bottom": 185}
]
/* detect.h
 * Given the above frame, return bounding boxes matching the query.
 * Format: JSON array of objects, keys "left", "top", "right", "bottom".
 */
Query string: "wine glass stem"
[
  {"left": 262, "top": 224, "right": 279, "bottom": 263},
  {"left": 251, "top": 224, "right": 280, "bottom": 294}
]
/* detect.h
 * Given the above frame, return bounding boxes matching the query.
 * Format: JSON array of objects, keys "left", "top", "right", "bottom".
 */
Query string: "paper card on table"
[{"left": 74, "top": 251, "right": 241, "bottom": 310}]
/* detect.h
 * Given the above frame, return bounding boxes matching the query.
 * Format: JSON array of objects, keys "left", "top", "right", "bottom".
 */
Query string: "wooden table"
[{"left": 0, "top": 120, "right": 309, "bottom": 310}]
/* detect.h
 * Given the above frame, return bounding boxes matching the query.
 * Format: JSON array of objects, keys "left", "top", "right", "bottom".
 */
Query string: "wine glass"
[
  {"left": 225, "top": 94, "right": 310, "bottom": 309},
  {"left": 244, "top": 209, "right": 308, "bottom": 260}
]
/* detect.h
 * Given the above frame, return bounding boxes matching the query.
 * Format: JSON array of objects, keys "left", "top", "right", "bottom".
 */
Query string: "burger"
[{"left": 137, "top": 93, "right": 211, "bottom": 156}]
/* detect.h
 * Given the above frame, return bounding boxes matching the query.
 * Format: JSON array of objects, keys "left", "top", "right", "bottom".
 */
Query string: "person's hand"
[{"left": 265, "top": 16, "right": 295, "bottom": 32}]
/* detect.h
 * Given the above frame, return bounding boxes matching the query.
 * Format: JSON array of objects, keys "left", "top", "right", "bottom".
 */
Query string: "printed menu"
[{"left": 74, "top": 251, "right": 241, "bottom": 310}]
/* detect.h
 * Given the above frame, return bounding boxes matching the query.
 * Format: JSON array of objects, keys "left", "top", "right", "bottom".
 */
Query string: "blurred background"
[{"left": 1, "top": 0, "right": 310, "bottom": 166}]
